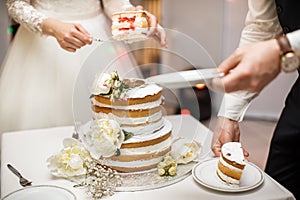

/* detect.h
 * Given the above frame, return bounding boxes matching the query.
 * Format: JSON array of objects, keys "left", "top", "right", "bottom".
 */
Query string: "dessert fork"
[{"left": 7, "top": 164, "right": 32, "bottom": 187}]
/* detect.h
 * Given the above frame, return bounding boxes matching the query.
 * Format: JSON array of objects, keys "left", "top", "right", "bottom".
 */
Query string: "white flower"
[
  {"left": 110, "top": 71, "right": 119, "bottom": 80},
  {"left": 157, "top": 155, "right": 177, "bottom": 176},
  {"left": 170, "top": 138, "right": 201, "bottom": 164},
  {"left": 113, "top": 80, "right": 122, "bottom": 88},
  {"left": 158, "top": 168, "right": 165, "bottom": 176},
  {"left": 91, "top": 73, "right": 112, "bottom": 95},
  {"left": 47, "top": 138, "right": 90, "bottom": 178},
  {"left": 168, "top": 166, "right": 177, "bottom": 176},
  {"left": 83, "top": 119, "right": 124, "bottom": 158}
]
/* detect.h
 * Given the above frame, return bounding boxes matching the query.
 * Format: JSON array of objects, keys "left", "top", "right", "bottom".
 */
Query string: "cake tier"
[
  {"left": 91, "top": 81, "right": 164, "bottom": 135},
  {"left": 92, "top": 79, "right": 162, "bottom": 107},
  {"left": 93, "top": 90, "right": 162, "bottom": 107},
  {"left": 99, "top": 119, "right": 173, "bottom": 173},
  {"left": 92, "top": 104, "right": 162, "bottom": 118},
  {"left": 92, "top": 104, "right": 164, "bottom": 135}
]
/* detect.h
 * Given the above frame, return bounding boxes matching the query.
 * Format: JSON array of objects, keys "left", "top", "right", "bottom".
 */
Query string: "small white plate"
[
  {"left": 146, "top": 69, "right": 224, "bottom": 89},
  {"left": 192, "top": 158, "right": 264, "bottom": 192},
  {"left": 2, "top": 185, "right": 76, "bottom": 200}
]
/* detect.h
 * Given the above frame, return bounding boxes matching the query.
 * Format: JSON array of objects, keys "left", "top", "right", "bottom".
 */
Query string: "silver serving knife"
[
  {"left": 93, "top": 37, "right": 105, "bottom": 42},
  {"left": 146, "top": 68, "right": 224, "bottom": 89}
]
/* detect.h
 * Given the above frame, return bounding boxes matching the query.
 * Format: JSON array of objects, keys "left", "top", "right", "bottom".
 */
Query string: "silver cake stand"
[{"left": 116, "top": 162, "right": 195, "bottom": 192}]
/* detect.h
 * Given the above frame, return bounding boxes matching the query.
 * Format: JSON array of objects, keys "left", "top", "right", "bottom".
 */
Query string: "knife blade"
[{"left": 146, "top": 68, "right": 224, "bottom": 89}]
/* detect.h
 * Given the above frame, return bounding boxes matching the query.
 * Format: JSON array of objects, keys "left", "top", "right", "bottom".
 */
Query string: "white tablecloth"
[{"left": 1, "top": 115, "right": 295, "bottom": 199}]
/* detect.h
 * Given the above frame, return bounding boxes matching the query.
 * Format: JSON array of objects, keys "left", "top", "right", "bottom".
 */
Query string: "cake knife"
[
  {"left": 146, "top": 68, "right": 224, "bottom": 89},
  {"left": 93, "top": 37, "right": 105, "bottom": 42}
]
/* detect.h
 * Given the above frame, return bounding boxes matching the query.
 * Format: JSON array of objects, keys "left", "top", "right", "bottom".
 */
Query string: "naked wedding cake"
[
  {"left": 81, "top": 72, "right": 173, "bottom": 172},
  {"left": 46, "top": 71, "right": 203, "bottom": 199},
  {"left": 216, "top": 142, "right": 246, "bottom": 186},
  {"left": 111, "top": 11, "right": 149, "bottom": 43}
]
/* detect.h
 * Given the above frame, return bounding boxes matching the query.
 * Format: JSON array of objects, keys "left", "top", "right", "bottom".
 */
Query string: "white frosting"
[
  {"left": 221, "top": 142, "right": 245, "bottom": 165},
  {"left": 92, "top": 97, "right": 163, "bottom": 110},
  {"left": 216, "top": 169, "right": 240, "bottom": 186},
  {"left": 219, "top": 155, "right": 243, "bottom": 173},
  {"left": 134, "top": 17, "right": 147, "bottom": 28},
  {"left": 125, "top": 83, "right": 162, "bottom": 99},
  {"left": 112, "top": 21, "right": 131, "bottom": 29},
  {"left": 121, "top": 118, "right": 164, "bottom": 135},
  {"left": 100, "top": 153, "right": 166, "bottom": 169},
  {"left": 93, "top": 112, "right": 165, "bottom": 135},
  {"left": 123, "top": 119, "right": 172, "bottom": 143},
  {"left": 112, "top": 29, "right": 148, "bottom": 43},
  {"left": 93, "top": 111, "right": 163, "bottom": 126},
  {"left": 120, "top": 137, "right": 172, "bottom": 155}
]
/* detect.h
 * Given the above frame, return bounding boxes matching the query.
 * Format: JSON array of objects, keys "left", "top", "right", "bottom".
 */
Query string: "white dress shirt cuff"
[
  {"left": 218, "top": 91, "right": 258, "bottom": 122},
  {"left": 287, "top": 30, "right": 300, "bottom": 56}
]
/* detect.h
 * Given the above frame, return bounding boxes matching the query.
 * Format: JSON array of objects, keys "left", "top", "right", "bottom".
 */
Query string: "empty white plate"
[{"left": 2, "top": 185, "right": 76, "bottom": 200}]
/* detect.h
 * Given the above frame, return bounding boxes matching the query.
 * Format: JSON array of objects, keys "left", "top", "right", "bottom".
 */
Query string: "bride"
[{"left": 0, "top": 0, "right": 166, "bottom": 135}]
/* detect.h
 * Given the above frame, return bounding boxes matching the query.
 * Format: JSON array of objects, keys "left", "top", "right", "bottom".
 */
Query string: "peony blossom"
[
  {"left": 47, "top": 138, "right": 90, "bottom": 178},
  {"left": 82, "top": 119, "right": 125, "bottom": 159}
]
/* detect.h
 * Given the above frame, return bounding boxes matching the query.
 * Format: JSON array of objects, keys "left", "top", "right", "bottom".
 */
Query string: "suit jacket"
[{"left": 275, "top": 0, "right": 300, "bottom": 33}]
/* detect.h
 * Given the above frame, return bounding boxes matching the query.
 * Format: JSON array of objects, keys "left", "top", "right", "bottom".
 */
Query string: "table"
[{"left": 1, "top": 115, "right": 295, "bottom": 200}]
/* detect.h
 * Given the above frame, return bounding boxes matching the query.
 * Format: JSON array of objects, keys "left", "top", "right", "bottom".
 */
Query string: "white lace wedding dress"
[{"left": 0, "top": 0, "right": 142, "bottom": 134}]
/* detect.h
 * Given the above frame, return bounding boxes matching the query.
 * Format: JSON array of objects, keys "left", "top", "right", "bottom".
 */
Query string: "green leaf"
[
  {"left": 123, "top": 130, "right": 134, "bottom": 141},
  {"left": 89, "top": 94, "right": 95, "bottom": 99},
  {"left": 115, "top": 149, "right": 121, "bottom": 156}
]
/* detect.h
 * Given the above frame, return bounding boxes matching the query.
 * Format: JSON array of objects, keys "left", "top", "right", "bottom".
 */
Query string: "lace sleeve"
[
  {"left": 102, "top": 0, "right": 134, "bottom": 17},
  {"left": 6, "top": 0, "right": 47, "bottom": 34}
]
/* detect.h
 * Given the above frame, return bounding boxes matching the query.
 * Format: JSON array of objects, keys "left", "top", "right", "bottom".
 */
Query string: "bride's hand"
[
  {"left": 41, "top": 18, "right": 92, "bottom": 52},
  {"left": 135, "top": 6, "right": 167, "bottom": 48}
]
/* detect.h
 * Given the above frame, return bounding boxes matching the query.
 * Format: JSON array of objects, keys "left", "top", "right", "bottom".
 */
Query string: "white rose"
[
  {"left": 83, "top": 119, "right": 124, "bottom": 158},
  {"left": 91, "top": 73, "right": 112, "bottom": 95},
  {"left": 157, "top": 155, "right": 177, "bottom": 176}
]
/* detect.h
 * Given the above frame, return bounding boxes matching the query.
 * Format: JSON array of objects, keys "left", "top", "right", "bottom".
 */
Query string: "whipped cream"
[
  {"left": 221, "top": 142, "right": 245, "bottom": 165},
  {"left": 94, "top": 111, "right": 163, "bottom": 127}
]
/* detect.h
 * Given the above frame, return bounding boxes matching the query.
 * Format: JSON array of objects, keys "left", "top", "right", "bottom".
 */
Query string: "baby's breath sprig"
[{"left": 74, "top": 157, "right": 122, "bottom": 199}]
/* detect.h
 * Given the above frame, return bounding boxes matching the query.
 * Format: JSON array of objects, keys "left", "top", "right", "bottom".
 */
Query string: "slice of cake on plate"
[{"left": 216, "top": 142, "right": 246, "bottom": 186}]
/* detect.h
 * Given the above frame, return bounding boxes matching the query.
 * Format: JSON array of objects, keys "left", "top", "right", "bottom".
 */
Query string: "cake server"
[
  {"left": 146, "top": 68, "right": 224, "bottom": 89},
  {"left": 93, "top": 37, "right": 104, "bottom": 42}
]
